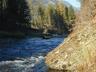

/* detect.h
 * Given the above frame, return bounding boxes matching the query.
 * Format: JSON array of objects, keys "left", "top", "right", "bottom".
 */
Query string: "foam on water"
[{"left": 0, "top": 56, "right": 48, "bottom": 72}]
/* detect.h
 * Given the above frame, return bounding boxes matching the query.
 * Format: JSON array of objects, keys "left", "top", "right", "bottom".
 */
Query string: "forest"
[{"left": 0, "top": 0, "right": 75, "bottom": 37}]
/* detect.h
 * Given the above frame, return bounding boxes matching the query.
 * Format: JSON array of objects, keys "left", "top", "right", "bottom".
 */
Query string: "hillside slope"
[{"left": 45, "top": 0, "right": 96, "bottom": 72}]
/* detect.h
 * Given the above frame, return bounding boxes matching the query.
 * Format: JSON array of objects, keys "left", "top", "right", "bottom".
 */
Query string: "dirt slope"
[{"left": 45, "top": 0, "right": 96, "bottom": 72}]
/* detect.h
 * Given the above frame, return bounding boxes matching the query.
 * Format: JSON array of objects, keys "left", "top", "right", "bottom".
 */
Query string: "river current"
[{"left": 0, "top": 37, "right": 64, "bottom": 72}]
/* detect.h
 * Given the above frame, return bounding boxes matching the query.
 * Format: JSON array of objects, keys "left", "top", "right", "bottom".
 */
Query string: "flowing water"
[{"left": 0, "top": 37, "right": 64, "bottom": 72}]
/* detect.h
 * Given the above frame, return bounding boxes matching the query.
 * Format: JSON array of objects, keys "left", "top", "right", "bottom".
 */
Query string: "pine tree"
[
  {"left": 1, "top": 0, "right": 31, "bottom": 31},
  {"left": 17, "top": 0, "right": 31, "bottom": 29},
  {"left": 68, "top": 6, "right": 75, "bottom": 21}
]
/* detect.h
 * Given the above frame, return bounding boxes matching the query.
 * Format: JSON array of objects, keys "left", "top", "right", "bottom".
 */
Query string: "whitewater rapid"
[{"left": 0, "top": 56, "right": 48, "bottom": 72}]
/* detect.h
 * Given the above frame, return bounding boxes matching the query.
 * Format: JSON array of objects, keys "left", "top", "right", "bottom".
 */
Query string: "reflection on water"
[{"left": 0, "top": 37, "right": 64, "bottom": 72}]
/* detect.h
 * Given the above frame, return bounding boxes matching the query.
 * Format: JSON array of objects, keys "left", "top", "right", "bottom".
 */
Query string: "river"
[{"left": 0, "top": 37, "right": 64, "bottom": 72}]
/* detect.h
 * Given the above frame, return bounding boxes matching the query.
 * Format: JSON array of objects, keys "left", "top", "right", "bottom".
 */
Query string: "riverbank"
[
  {"left": 45, "top": 0, "right": 96, "bottom": 72},
  {"left": 0, "top": 31, "right": 68, "bottom": 39}
]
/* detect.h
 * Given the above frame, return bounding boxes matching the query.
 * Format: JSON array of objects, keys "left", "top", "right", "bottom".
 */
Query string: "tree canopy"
[{"left": 0, "top": 0, "right": 76, "bottom": 35}]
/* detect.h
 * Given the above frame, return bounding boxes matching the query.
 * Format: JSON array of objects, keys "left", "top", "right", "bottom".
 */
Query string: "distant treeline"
[{"left": 0, "top": 0, "right": 75, "bottom": 35}]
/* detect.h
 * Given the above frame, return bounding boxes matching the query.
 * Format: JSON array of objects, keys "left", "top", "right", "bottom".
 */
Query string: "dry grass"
[
  {"left": 45, "top": 18, "right": 96, "bottom": 72},
  {"left": 45, "top": 0, "right": 96, "bottom": 72}
]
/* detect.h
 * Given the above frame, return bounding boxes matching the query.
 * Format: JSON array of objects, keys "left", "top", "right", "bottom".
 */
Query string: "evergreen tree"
[
  {"left": 64, "top": 6, "right": 69, "bottom": 21},
  {"left": 0, "top": 0, "right": 2, "bottom": 25},
  {"left": 68, "top": 6, "right": 75, "bottom": 21},
  {"left": 1, "top": 0, "right": 31, "bottom": 31},
  {"left": 17, "top": 0, "right": 31, "bottom": 29}
]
